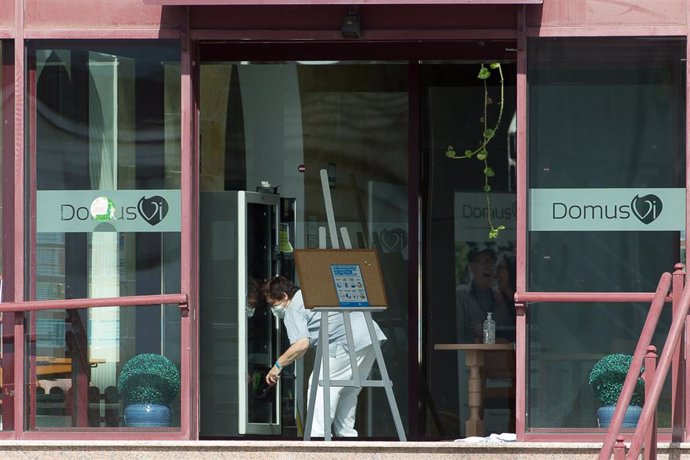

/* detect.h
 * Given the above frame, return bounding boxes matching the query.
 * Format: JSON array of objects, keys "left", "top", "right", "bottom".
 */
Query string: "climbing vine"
[{"left": 445, "top": 62, "right": 505, "bottom": 239}]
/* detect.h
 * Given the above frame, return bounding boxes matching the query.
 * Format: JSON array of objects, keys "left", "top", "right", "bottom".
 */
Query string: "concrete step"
[{"left": 1, "top": 441, "right": 690, "bottom": 459}]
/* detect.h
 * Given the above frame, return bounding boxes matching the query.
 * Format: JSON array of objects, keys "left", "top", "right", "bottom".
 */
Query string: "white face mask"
[{"left": 270, "top": 305, "right": 286, "bottom": 320}]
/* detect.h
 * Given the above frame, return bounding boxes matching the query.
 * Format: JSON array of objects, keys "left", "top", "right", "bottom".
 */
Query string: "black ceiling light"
[{"left": 341, "top": 6, "right": 362, "bottom": 39}]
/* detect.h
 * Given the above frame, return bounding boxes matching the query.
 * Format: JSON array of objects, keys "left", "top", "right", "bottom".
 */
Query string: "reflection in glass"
[
  {"left": 30, "top": 42, "right": 181, "bottom": 429},
  {"left": 423, "top": 63, "right": 517, "bottom": 438},
  {"left": 527, "top": 38, "right": 685, "bottom": 430},
  {"left": 528, "top": 38, "right": 685, "bottom": 293},
  {"left": 32, "top": 306, "right": 181, "bottom": 429},
  {"left": 199, "top": 61, "right": 409, "bottom": 437},
  {"left": 528, "top": 302, "right": 672, "bottom": 428},
  {"left": 245, "top": 202, "right": 279, "bottom": 426}
]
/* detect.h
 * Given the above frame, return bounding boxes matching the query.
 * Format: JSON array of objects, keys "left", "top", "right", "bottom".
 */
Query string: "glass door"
[
  {"left": 199, "top": 191, "right": 281, "bottom": 436},
  {"left": 240, "top": 193, "right": 281, "bottom": 434}
]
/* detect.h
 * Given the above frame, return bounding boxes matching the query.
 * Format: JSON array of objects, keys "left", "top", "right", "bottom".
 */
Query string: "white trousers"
[{"left": 308, "top": 344, "right": 377, "bottom": 437}]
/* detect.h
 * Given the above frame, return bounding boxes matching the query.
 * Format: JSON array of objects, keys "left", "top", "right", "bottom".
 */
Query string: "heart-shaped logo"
[
  {"left": 137, "top": 195, "right": 169, "bottom": 226},
  {"left": 379, "top": 228, "right": 407, "bottom": 253},
  {"left": 631, "top": 194, "right": 663, "bottom": 225}
]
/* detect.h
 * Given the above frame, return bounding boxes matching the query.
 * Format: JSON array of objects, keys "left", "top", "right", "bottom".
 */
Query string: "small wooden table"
[{"left": 434, "top": 343, "right": 515, "bottom": 437}]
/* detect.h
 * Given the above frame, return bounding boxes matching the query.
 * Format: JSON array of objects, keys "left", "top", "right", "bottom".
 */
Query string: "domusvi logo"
[
  {"left": 37, "top": 190, "right": 181, "bottom": 233},
  {"left": 137, "top": 195, "right": 169, "bottom": 226},
  {"left": 630, "top": 194, "right": 662, "bottom": 225},
  {"left": 87, "top": 195, "right": 170, "bottom": 226},
  {"left": 551, "top": 193, "right": 664, "bottom": 225},
  {"left": 529, "top": 188, "right": 683, "bottom": 232}
]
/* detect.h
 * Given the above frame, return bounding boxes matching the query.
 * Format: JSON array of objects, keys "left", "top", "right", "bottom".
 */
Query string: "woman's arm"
[{"left": 265, "top": 337, "right": 310, "bottom": 386}]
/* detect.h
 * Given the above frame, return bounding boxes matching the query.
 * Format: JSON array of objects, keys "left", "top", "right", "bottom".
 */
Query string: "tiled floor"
[{"left": 0, "top": 441, "right": 688, "bottom": 459}]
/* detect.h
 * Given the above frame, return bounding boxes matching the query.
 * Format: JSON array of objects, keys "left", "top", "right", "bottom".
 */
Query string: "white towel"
[{"left": 454, "top": 432, "right": 517, "bottom": 443}]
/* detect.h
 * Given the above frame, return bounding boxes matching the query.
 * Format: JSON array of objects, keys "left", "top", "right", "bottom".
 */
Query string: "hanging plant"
[{"left": 445, "top": 62, "right": 505, "bottom": 239}]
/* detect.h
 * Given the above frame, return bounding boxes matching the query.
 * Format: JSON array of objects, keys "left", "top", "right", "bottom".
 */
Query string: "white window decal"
[{"left": 529, "top": 188, "right": 685, "bottom": 231}]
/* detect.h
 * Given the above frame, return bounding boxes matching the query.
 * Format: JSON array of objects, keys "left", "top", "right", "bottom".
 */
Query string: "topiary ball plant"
[
  {"left": 589, "top": 353, "right": 644, "bottom": 407},
  {"left": 118, "top": 353, "right": 180, "bottom": 406}
]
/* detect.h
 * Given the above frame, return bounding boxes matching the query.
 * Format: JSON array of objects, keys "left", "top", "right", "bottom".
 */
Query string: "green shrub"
[
  {"left": 589, "top": 354, "right": 644, "bottom": 406},
  {"left": 117, "top": 354, "right": 180, "bottom": 406}
]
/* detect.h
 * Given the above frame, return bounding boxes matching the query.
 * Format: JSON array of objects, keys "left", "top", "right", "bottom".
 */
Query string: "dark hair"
[
  {"left": 262, "top": 275, "right": 299, "bottom": 302},
  {"left": 247, "top": 277, "right": 260, "bottom": 307},
  {"left": 468, "top": 244, "right": 497, "bottom": 263}
]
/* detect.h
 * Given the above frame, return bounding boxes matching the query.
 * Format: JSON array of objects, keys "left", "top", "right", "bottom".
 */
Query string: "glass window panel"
[
  {"left": 422, "top": 62, "right": 517, "bottom": 438},
  {"left": 526, "top": 37, "right": 685, "bottom": 432},
  {"left": 29, "top": 305, "right": 181, "bottom": 429},
  {"left": 29, "top": 41, "right": 181, "bottom": 430},
  {"left": 528, "top": 302, "right": 672, "bottom": 429},
  {"left": 199, "top": 61, "right": 409, "bottom": 438},
  {"left": 528, "top": 38, "right": 686, "bottom": 292}
]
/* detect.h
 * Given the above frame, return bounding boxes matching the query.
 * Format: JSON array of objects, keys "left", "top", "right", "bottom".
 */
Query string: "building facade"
[{"left": 0, "top": 0, "right": 688, "bottom": 443}]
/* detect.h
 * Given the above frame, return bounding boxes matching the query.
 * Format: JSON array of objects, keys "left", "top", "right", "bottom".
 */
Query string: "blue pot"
[
  {"left": 597, "top": 405, "right": 642, "bottom": 428},
  {"left": 124, "top": 403, "right": 172, "bottom": 427}
]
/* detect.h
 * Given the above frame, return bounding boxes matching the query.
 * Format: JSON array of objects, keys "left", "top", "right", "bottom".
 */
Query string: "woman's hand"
[
  {"left": 266, "top": 365, "right": 281, "bottom": 386},
  {"left": 265, "top": 338, "right": 309, "bottom": 386}
]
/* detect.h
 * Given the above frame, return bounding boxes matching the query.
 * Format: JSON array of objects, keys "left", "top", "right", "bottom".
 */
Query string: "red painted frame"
[
  {"left": 1, "top": 40, "right": 15, "bottom": 434},
  {"left": 0, "top": 3, "right": 195, "bottom": 439},
  {"left": 0, "top": 0, "right": 687, "bottom": 443},
  {"left": 11, "top": 0, "right": 25, "bottom": 439},
  {"left": 161, "top": 0, "right": 543, "bottom": 4},
  {"left": 514, "top": 21, "right": 690, "bottom": 445}
]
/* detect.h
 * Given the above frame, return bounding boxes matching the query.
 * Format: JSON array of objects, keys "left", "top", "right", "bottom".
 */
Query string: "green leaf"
[
  {"left": 490, "top": 62, "right": 501, "bottom": 69},
  {"left": 464, "top": 149, "right": 475, "bottom": 158},
  {"left": 445, "top": 146, "right": 456, "bottom": 158},
  {"left": 476, "top": 150, "right": 487, "bottom": 161},
  {"left": 477, "top": 67, "right": 491, "bottom": 80},
  {"left": 484, "top": 167, "right": 495, "bottom": 177},
  {"left": 483, "top": 184, "right": 491, "bottom": 192},
  {"left": 483, "top": 129, "right": 495, "bottom": 140},
  {"left": 489, "top": 224, "right": 506, "bottom": 239}
]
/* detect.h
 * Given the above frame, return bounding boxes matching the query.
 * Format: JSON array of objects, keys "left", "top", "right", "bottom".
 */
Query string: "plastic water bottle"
[{"left": 483, "top": 312, "right": 495, "bottom": 344}]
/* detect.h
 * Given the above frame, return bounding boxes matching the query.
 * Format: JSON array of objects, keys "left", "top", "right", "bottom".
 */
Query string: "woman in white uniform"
[{"left": 263, "top": 276, "right": 386, "bottom": 437}]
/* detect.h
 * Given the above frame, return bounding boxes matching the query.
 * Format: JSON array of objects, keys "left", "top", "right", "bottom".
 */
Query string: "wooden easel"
[{"left": 299, "top": 169, "right": 406, "bottom": 441}]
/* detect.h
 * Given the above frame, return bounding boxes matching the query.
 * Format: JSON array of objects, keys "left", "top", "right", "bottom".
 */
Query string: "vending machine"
[{"left": 199, "top": 190, "right": 283, "bottom": 436}]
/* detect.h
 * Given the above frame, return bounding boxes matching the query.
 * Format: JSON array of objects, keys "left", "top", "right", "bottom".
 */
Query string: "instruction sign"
[{"left": 331, "top": 264, "right": 369, "bottom": 307}]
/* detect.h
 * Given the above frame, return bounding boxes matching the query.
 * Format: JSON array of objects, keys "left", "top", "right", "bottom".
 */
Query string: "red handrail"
[
  {"left": 626, "top": 279, "right": 690, "bottom": 458},
  {"left": 0, "top": 293, "right": 188, "bottom": 313},
  {"left": 599, "top": 272, "right": 672, "bottom": 460}
]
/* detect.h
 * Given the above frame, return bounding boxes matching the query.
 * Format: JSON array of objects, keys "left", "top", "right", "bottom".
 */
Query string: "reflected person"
[{"left": 456, "top": 245, "right": 501, "bottom": 343}]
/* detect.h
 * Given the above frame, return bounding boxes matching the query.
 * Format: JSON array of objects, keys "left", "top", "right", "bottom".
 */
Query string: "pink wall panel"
[
  {"left": 529, "top": 0, "right": 688, "bottom": 28},
  {"left": 0, "top": 0, "right": 15, "bottom": 34},
  {"left": 190, "top": 5, "right": 518, "bottom": 31},
  {"left": 25, "top": 0, "right": 183, "bottom": 34}
]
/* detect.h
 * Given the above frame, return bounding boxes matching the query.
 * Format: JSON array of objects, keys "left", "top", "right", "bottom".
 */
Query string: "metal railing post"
[
  {"left": 643, "top": 346, "right": 657, "bottom": 460},
  {"left": 628, "top": 280, "right": 690, "bottom": 459},
  {"left": 599, "top": 273, "right": 671, "bottom": 460},
  {"left": 672, "top": 263, "right": 685, "bottom": 441},
  {"left": 613, "top": 435, "right": 626, "bottom": 460}
]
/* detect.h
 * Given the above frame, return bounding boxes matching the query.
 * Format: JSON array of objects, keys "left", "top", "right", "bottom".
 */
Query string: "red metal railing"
[
  {"left": 0, "top": 292, "right": 189, "bottom": 439},
  {"left": 600, "top": 268, "right": 689, "bottom": 459}
]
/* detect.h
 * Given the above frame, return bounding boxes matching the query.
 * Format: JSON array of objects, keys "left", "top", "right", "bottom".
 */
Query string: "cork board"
[{"left": 294, "top": 249, "right": 388, "bottom": 309}]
